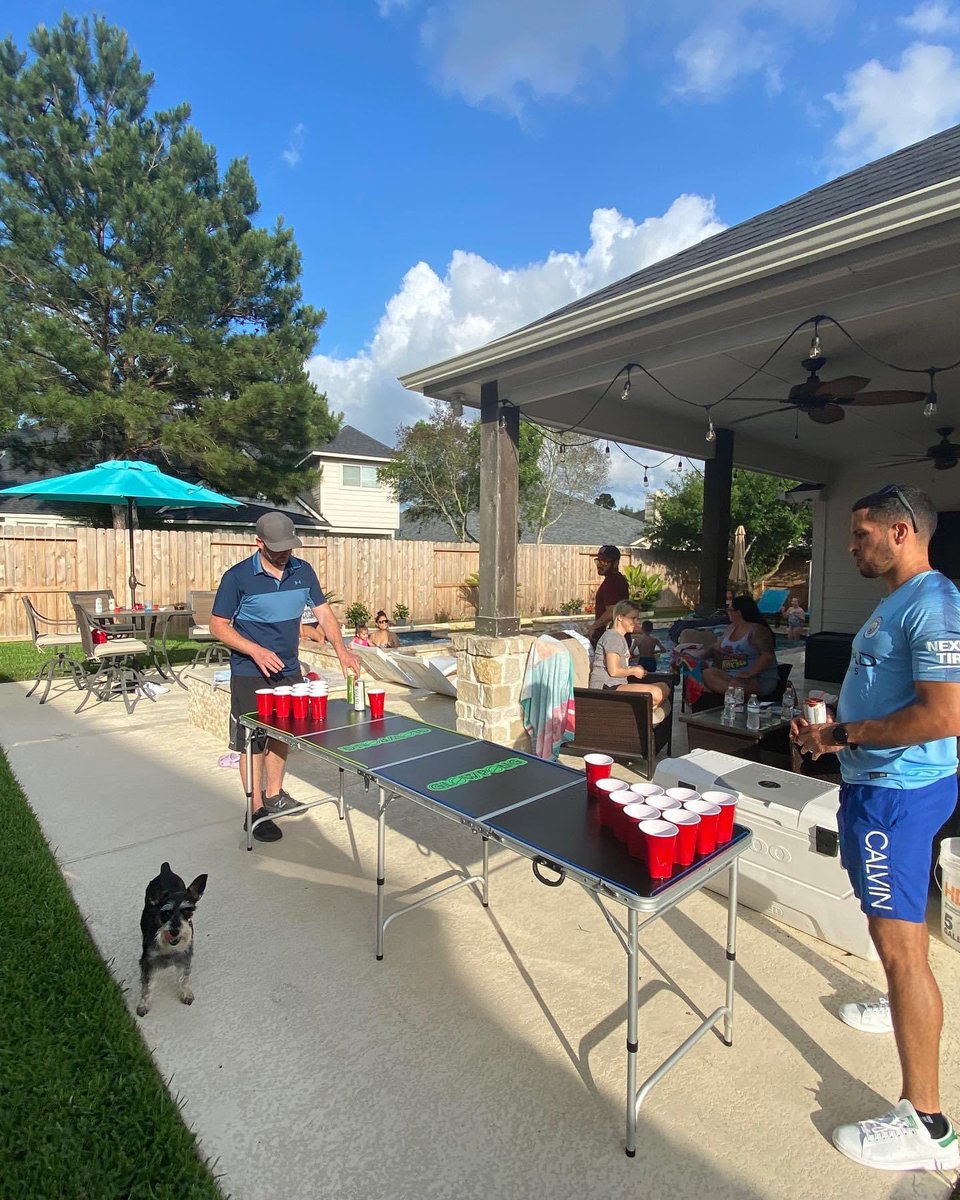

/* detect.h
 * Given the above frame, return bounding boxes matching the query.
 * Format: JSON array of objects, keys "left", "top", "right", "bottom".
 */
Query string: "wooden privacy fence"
[{"left": 0, "top": 524, "right": 692, "bottom": 640}]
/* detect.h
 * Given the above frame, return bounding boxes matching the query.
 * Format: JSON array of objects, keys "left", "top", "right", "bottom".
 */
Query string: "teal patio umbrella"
[{"left": 0, "top": 460, "right": 242, "bottom": 607}]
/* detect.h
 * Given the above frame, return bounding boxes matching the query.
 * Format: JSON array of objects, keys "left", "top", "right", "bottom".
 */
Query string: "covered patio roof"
[{"left": 400, "top": 124, "right": 960, "bottom": 485}]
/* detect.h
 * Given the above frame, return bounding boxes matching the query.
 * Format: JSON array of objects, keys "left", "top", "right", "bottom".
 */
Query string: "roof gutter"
[{"left": 399, "top": 176, "right": 960, "bottom": 392}]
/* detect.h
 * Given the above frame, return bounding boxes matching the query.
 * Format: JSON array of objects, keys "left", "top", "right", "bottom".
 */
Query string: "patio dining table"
[{"left": 87, "top": 606, "right": 192, "bottom": 688}]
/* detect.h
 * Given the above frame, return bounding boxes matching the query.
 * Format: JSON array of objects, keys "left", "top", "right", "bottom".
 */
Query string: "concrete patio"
[{"left": 2, "top": 666, "right": 958, "bottom": 1200}]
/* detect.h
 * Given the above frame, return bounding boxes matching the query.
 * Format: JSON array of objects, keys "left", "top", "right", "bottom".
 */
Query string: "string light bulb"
[
  {"left": 808, "top": 332, "right": 823, "bottom": 360},
  {"left": 605, "top": 441, "right": 610, "bottom": 456},
  {"left": 705, "top": 413, "right": 716, "bottom": 442},
  {"left": 675, "top": 459, "right": 683, "bottom": 472},
  {"left": 924, "top": 369, "right": 938, "bottom": 417},
  {"left": 621, "top": 367, "right": 632, "bottom": 402},
  {"left": 642, "top": 469, "right": 649, "bottom": 487}
]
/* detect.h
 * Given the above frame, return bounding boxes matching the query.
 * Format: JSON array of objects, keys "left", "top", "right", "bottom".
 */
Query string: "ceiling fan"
[
  {"left": 729, "top": 344, "right": 926, "bottom": 425},
  {"left": 877, "top": 427, "right": 959, "bottom": 471}
]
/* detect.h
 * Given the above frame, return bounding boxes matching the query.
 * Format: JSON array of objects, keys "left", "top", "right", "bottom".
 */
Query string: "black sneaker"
[
  {"left": 261, "top": 789, "right": 307, "bottom": 816},
  {"left": 245, "top": 809, "right": 282, "bottom": 842}
]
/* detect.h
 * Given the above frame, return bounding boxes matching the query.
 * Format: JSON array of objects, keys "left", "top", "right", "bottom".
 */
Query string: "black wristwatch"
[{"left": 831, "top": 724, "right": 850, "bottom": 745}]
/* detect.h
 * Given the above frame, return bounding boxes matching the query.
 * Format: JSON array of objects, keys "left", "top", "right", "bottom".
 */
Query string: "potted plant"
[{"left": 622, "top": 565, "right": 664, "bottom": 616}]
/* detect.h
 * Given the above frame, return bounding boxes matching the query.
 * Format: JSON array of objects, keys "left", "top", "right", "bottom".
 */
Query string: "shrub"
[
  {"left": 345, "top": 601, "right": 371, "bottom": 629},
  {"left": 434, "top": 609, "right": 450, "bottom": 624},
  {"left": 622, "top": 565, "right": 664, "bottom": 607},
  {"left": 559, "top": 597, "right": 583, "bottom": 615},
  {"left": 392, "top": 601, "right": 410, "bottom": 624}
]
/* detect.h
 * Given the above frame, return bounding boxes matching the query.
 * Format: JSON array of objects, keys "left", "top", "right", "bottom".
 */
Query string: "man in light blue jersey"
[{"left": 794, "top": 483, "right": 960, "bottom": 1173}]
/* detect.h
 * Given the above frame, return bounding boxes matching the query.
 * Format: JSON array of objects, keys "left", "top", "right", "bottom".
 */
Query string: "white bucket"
[{"left": 939, "top": 837, "right": 960, "bottom": 952}]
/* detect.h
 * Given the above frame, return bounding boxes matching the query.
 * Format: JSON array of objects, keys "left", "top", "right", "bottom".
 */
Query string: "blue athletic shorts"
[{"left": 838, "top": 777, "right": 958, "bottom": 923}]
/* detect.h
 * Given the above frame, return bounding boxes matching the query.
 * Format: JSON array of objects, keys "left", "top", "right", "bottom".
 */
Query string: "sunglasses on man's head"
[{"left": 876, "top": 484, "right": 918, "bottom": 533}]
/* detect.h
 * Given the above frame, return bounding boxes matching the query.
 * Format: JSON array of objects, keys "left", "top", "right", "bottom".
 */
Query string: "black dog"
[{"left": 137, "top": 863, "right": 207, "bottom": 1017}]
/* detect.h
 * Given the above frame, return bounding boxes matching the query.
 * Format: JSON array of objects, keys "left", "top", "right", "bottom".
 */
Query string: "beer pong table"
[{"left": 240, "top": 702, "right": 749, "bottom": 1157}]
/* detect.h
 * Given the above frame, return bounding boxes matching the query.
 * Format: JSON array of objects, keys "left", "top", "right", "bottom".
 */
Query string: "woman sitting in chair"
[
  {"left": 701, "top": 594, "right": 779, "bottom": 698},
  {"left": 588, "top": 600, "right": 670, "bottom": 706}
]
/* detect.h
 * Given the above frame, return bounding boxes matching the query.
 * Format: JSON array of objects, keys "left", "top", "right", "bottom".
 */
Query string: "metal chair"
[
  {"left": 187, "top": 590, "right": 230, "bottom": 666},
  {"left": 66, "top": 590, "right": 136, "bottom": 634},
  {"left": 21, "top": 595, "right": 85, "bottom": 704},
  {"left": 71, "top": 602, "right": 153, "bottom": 715}
]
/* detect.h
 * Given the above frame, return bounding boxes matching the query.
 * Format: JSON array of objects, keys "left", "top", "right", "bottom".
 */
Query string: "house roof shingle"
[
  {"left": 399, "top": 495, "right": 647, "bottom": 546},
  {"left": 311, "top": 425, "right": 395, "bottom": 459}
]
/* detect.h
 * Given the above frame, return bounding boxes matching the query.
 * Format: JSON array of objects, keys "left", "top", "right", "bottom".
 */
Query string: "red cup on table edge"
[
  {"left": 701, "top": 790, "right": 738, "bottom": 843},
  {"left": 584, "top": 754, "right": 614, "bottom": 798},
  {"left": 639, "top": 819, "right": 679, "bottom": 879},
  {"left": 668, "top": 809, "right": 700, "bottom": 866},
  {"left": 664, "top": 787, "right": 700, "bottom": 805},
  {"left": 291, "top": 693, "right": 309, "bottom": 720},
  {"left": 594, "top": 778, "right": 629, "bottom": 827},
  {"left": 273, "top": 686, "right": 292, "bottom": 718},
  {"left": 623, "top": 803, "right": 658, "bottom": 856},
  {"left": 255, "top": 688, "right": 274, "bottom": 719},
  {"left": 309, "top": 693, "right": 328, "bottom": 721},
  {"left": 367, "top": 687, "right": 386, "bottom": 719},
  {"left": 629, "top": 781, "right": 664, "bottom": 801},
  {"left": 682, "top": 799, "right": 722, "bottom": 855}
]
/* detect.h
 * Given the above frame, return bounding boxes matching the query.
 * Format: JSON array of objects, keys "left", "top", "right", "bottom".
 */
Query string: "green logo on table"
[
  {"left": 338, "top": 728, "right": 431, "bottom": 753},
  {"left": 427, "top": 757, "right": 527, "bottom": 792}
]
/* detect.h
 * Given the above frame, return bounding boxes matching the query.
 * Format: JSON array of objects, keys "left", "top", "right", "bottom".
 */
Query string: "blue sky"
[{"left": 6, "top": 0, "right": 960, "bottom": 507}]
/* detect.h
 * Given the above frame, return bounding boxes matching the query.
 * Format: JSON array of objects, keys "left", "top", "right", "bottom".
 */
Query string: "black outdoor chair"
[
  {"left": 21, "top": 595, "right": 85, "bottom": 704},
  {"left": 71, "top": 602, "right": 154, "bottom": 715}
]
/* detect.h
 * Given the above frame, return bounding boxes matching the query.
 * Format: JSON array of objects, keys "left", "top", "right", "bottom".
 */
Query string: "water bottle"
[
  {"left": 747, "top": 693, "right": 761, "bottom": 731},
  {"left": 733, "top": 684, "right": 745, "bottom": 712},
  {"left": 723, "top": 686, "right": 736, "bottom": 723},
  {"left": 781, "top": 683, "right": 796, "bottom": 722},
  {"left": 94, "top": 596, "right": 103, "bottom": 614}
]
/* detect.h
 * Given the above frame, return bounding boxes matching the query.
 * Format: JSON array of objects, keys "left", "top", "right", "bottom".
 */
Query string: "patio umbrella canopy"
[
  {"left": 0, "top": 460, "right": 241, "bottom": 606},
  {"left": 729, "top": 525, "right": 751, "bottom": 596}
]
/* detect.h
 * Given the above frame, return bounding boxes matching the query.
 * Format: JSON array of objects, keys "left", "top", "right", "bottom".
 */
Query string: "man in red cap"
[{"left": 587, "top": 545, "right": 629, "bottom": 648}]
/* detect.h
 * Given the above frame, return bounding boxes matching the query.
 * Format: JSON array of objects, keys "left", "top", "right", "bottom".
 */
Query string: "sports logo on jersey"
[{"left": 863, "top": 617, "right": 882, "bottom": 639}]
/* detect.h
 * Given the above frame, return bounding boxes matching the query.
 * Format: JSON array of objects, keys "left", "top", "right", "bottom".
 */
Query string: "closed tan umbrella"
[{"left": 729, "top": 524, "right": 751, "bottom": 595}]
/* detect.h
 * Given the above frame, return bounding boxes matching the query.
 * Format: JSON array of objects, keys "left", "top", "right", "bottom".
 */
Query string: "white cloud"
[
  {"left": 307, "top": 195, "right": 725, "bottom": 458},
  {"left": 898, "top": 2, "right": 960, "bottom": 36},
  {"left": 827, "top": 42, "right": 960, "bottom": 170},
  {"left": 281, "top": 123, "right": 307, "bottom": 168}
]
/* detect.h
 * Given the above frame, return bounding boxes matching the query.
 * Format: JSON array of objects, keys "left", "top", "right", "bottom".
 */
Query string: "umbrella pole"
[{"left": 127, "top": 497, "right": 138, "bottom": 608}]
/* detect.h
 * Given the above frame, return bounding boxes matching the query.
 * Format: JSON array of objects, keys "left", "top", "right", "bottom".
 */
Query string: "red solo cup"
[
  {"left": 594, "top": 778, "right": 629, "bottom": 828},
  {"left": 309, "top": 693, "right": 328, "bottom": 720},
  {"left": 273, "top": 687, "right": 292, "bottom": 719},
  {"left": 584, "top": 754, "right": 614, "bottom": 798},
  {"left": 640, "top": 819, "right": 678, "bottom": 878},
  {"left": 114, "top": 605, "right": 122, "bottom": 613},
  {"left": 291, "top": 693, "right": 308, "bottom": 720},
  {"left": 701, "top": 790, "right": 738, "bottom": 843},
  {"left": 683, "top": 799, "right": 721, "bottom": 855},
  {"left": 647, "top": 794, "right": 682, "bottom": 814},
  {"left": 623, "top": 803, "right": 658, "bottom": 856},
  {"left": 669, "top": 809, "right": 701, "bottom": 866},
  {"left": 255, "top": 689, "right": 274, "bottom": 719},
  {"left": 367, "top": 687, "right": 386, "bottom": 719},
  {"left": 664, "top": 787, "right": 700, "bottom": 805},
  {"left": 629, "top": 781, "right": 664, "bottom": 801}
]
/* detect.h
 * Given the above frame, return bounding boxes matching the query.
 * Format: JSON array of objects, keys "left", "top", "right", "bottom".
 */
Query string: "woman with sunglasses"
[
  {"left": 701, "top": 593, "right": 779, "bottom": 699},
  {"left": 370, "top": 610, "right": 400, "bottom": 649}
]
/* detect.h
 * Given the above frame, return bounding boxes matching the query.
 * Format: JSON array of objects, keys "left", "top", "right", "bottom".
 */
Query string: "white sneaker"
[
  {"left": 832, "top": 1100, "right": 959, "bottom": 1172},
  {"left": 838, "top": 995, "right": 893, "bottom": 1033}
]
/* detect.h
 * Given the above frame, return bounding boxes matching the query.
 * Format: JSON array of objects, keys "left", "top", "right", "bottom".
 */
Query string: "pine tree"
[{"left": 0, "top": 14, "right": 338, "bottom": 498}]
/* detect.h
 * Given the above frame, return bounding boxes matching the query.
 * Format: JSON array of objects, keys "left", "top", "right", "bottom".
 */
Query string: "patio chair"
[
  {"left": 756, "top": 588, "right": 790, "bottom": 626},
  {"left": 566, "top": 678, "right": 675, "bottom": 780},
  {"left": 21, "top": 595, "right": 85, "bottom": 704},
  {"left": 66, "top": 590, "right": 136, "bottom": 635},
  {"left": 72, "top": 602, "right": 153, "bottom": 715},
  {"left": 394, "top": 654, "right": 458, "bottom": 697},
  {"left": 187, "top": 590, "right": 230, "bottom": 666},
  {"left": 352, "top": 644, "right": 419, "bottom": 687}
]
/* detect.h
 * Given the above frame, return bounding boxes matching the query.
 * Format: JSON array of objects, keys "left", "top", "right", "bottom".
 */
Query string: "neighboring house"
[
  {"left": 299, "top": 425, "right": 399, "bottom": 538},
  {"left": 400, "top": 493, "right": 648, "bottom": 545}
]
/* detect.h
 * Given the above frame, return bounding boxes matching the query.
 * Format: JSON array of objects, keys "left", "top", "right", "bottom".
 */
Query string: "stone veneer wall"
[{"left": 451, "top": 632, "right": 534, "bottom": 750}]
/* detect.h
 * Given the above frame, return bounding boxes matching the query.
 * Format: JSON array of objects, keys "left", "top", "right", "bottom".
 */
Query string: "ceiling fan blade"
[
  {"left": 875, "top": 457, "right": 929, "bottom": 467},
  {"left": 812, "top": 375, "right": 870, "bottom": 398},
  {"left": 727, "top": 406, "right": 792, "bottom": 426},
  {"left": 846, "top": 390, "right": 927, "bottom": 406},
  {"left": 727, "top": 396, "right": 793, "bottom": 404},
  {"left": 808, "top": 404, "right": 845, "bottom": 424},
  {"left": 935, "top": 458, "right": 958, "bottom": 470}
]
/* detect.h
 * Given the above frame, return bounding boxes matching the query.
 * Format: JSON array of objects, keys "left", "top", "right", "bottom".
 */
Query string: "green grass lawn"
[
  {"left": 0, "top": 637, "right": 210, "bottom": 685},
  {"left": 0, "top": 747, "right": 223, "bottom": 1199}
]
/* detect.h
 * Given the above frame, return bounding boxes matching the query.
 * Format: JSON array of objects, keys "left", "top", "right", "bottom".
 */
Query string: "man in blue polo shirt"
[
  {"left": 794, "top": 484, "right": 960, "bottom": 1174},
  {"left": 210, "top": 512, "right": 359, "bottom": 842}
]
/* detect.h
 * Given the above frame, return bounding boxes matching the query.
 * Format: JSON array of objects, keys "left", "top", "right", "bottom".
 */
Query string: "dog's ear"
[
  {"left": 144, "top": 874, "right": 166, "bottom": 908},
  {"left": 187, "top": 874, "right": 208, "bottom": 903}
]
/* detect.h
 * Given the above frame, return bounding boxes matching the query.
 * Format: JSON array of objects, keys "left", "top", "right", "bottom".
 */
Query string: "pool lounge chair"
[
  {"left": 756, "top": 588, "right": 790, "bottom": 624},
  {"left": 395, "top": 654, "right": 458, "bottom": 698},
  {"left": 352, "top": 644, "right": 419, "bottom": 688}
]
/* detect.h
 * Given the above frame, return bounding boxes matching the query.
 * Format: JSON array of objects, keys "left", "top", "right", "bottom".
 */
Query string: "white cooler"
[{"left": 655, "top": 750, "right": 877, "bottom": 960}]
